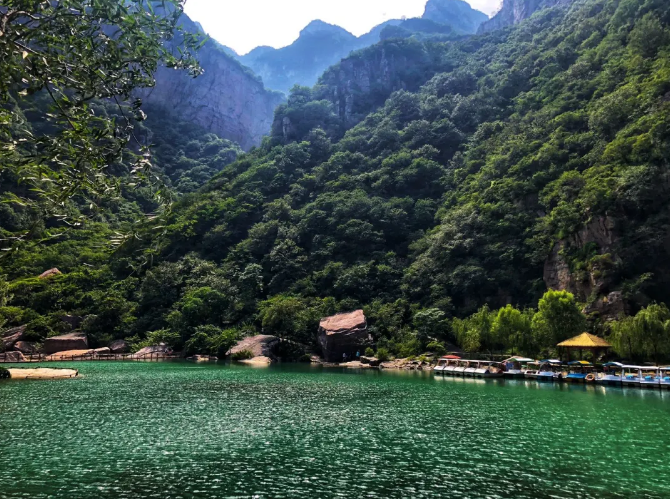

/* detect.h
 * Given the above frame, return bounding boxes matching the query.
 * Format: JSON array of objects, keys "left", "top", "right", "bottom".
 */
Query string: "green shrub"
[
  {"left": 376, "top": 347, "right": 390, "bottom": 362},
  {"left": 364, "top": 347, "right": 375, "bottom": 357},
  {"left": 231, "top": 349, "right": 254, "bottom": 361},
  {"left": 0, "top": 367, "right": 9, "bottom": 379},
  {"left": 426, "top": 341, "right": 447, "bottom": 356}
]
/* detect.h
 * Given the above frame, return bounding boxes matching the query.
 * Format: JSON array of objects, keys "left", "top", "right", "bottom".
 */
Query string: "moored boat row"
[
  {"left": 434, "top": 356, "right": 670, "bottom": 388},
  {"left": 433, "top": 358, "right": 505, "bottom": 378}
]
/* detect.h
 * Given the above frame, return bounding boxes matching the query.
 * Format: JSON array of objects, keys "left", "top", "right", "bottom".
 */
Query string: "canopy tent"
[
  {"left": 557, "top": 333, "right": 611, "bottom": 362},
  {"left": 442, "top": 355, "right": 462, "bottom": 360}
]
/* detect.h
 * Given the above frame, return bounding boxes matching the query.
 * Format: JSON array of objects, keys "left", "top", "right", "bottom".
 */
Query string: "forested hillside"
[{"left": 2, "top": 0, "right": 670, "bottom": 362}]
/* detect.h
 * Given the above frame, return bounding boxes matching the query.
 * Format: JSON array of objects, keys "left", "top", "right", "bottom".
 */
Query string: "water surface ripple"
[{"left": 1, "top": 362, "right": 669, "bottom": 498}]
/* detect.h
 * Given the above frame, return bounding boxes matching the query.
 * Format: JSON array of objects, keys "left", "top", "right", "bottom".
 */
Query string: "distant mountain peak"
[
  {"left": 423, "top": 0, "right": 489, "bottom": 34},
  {"left": 300, "top": 20, "right": 354, "bottom": 38}
]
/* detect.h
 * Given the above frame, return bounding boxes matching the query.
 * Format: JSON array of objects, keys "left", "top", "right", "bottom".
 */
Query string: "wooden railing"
[{"left": 0, "top": 353, "right": 181, "bottom": 363}]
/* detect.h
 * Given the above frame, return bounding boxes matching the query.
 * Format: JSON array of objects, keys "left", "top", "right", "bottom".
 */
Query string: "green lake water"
[{"left": 1, "top": 362, "right": 669, "bottom": 498}]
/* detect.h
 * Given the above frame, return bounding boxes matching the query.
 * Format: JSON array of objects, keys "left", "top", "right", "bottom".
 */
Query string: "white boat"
[
  {"left": 661, "top": 368, "right": 670, "bottom": 389},
  {"left": 434, "top": 357, "right": 461, "bottom": 375},
  {"left": 595, "top": 362, "right": 624, "bottom": 385},
  {"left": 639, "top": 367, "right": 661, "bottom": 388},
  {"left": 621, "top": 365, "right": 644, "bottom": 387},
  {"left": 464, "top": 361, "right": 478, "bottom": 377},
  {"left": 474, "top": 361, "right": 505, "bottom": 378},
  {"left": 536, "top": 360, "right": 563, "bottom": 382},
  {"left": 444, "top": 359, "right": 459, "bottom": 375},
  {"left": 503, "top": 357, "right": 535, "bottom": 379},
  {"left": 524, "top": 361, "right": 541, "bottom": 380},
  {"left": 453, "top": 360, "right": 468, "bottom": 376}
]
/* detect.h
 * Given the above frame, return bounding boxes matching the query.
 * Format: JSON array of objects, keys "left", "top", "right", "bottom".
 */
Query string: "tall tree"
[
  {"left": 531, "top": 291, "right": 586, "bottom": 349},
  {"left": 0, "top": 0, "right": 203, "bottom": 232}
]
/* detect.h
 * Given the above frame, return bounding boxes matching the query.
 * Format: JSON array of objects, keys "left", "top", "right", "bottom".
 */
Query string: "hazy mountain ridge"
[{"left": 234, "top": 0, "right": 489, "bottom": 94}]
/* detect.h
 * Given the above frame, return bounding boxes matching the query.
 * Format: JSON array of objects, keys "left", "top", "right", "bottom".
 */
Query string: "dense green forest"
[{"left": 1, "top": 0, "right": 670, "bottom": 362}]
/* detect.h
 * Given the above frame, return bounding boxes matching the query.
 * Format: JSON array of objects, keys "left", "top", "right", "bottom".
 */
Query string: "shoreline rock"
[
  {"left": 43, "top": 332, "right": 88, "bottom": 355},
  {"left": 317, "top": 310, "right": 372, "bottom": 362},
  {"left": 229, "top": 335, "right": 279, "bottom": 360}
]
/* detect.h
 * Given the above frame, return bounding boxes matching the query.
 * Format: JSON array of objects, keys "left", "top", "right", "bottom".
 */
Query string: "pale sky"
[{"left": 184, "top": 0, "right": 500, "bottom": 55}]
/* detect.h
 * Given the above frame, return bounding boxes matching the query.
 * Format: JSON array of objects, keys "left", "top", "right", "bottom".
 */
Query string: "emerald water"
[{"left": 1, "top": 362, "right": 669, "bottom": 498}]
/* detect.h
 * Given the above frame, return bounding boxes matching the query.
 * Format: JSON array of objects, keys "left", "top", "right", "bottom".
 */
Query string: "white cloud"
[{"left": 184, "top": 0, "right": 501, "bottom": 55}]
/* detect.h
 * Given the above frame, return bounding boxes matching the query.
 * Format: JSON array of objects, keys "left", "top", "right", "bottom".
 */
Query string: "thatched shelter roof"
[{"left": 557, "top": 333, "right": 611, "bottom": 349}]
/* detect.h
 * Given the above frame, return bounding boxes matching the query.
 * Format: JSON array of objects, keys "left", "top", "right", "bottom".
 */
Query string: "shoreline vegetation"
[{"left": 1, "top": 0, "right": 670, "bottom": 376}]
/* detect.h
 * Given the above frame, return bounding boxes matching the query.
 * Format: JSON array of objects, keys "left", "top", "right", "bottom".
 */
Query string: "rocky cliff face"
[
  {"left": 141, "top": 13, "right": 284, "bottom": 150},
  {"left": 315, "top": 41, "right": 440, "bottom": 127},
  {"left": 543, "top": 216, "right": 627, "bottom": 319},
  {"left": 423, "top": 0, "right": 489, "bottom": 34},
  {"left": 478, "top": 0, "right": 575, "bottom": 33}
]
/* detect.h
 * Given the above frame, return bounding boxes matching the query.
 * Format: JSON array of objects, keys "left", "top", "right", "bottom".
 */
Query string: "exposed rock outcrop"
[
  {"left": 544, "top": 216, "right": 619, "bottom": 297},
  {"left": 1, "top": 325, "right": 27, "bottom": 351},
  {"left": 584, "top": 291, "right": 627, "bottom": 320},
  {"left": 229, "top": 335, "right": 279, "bottom": 359},
  {"left": 543, "top": 216, "right": 625, "bottom": 320},
  {"left": 140, "top": 13, "right": 284, "bottom": 150},
  {"left": 478, "top": 0, "right": 575, "bottom": 33},
  {"left": 38, "top": 268, "right": 62, "bottom": 279},
  {"left": 360, "top": 356, "right": 381, "bottom": 367},
  {"left": 131, "top": 344, "right": 173, "bottom": 359},
  {"left": 316, "top": 44, "right": 437, "bottom": 127},
  {"left": 43, "top": 332, "right": 88, "bottom": 355},
  {"left": 61, "top": 315, "right": 84, "bottom": 330},
  {"left": 109, "top": 340, "right": 130, "bottom": 354},
  {"left": 318, "top": 310, "right": 371, "bottom": 362},
  {"left": 13, "top": 341, "right": 38, "bottom": 355}
]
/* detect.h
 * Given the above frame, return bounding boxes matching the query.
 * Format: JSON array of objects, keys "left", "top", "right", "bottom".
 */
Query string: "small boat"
[
  {"left": 453, "top": 360, "right": 468, "bottom": 376},
  {"left": 444, "top": 358, "right": 460, "bottom": 375},
  {"left": 565, "top": 360, "right": 596, "bottom": 383},
  {"left": 474, "top": 361, "right": 505, "bottom": 378},
  {"left": 524, "top": 361, "right": 541, "bottom": 380},
  {"left": 621, "top": 365, "right": 644, "bottom": 387},
  {"left": 464, "top": 361, "right": 478, "bottom": 377},
  {"left": 595, "top": 362, "right": 624, "bottom": 386},
  {"left": 536, "top": 360, "right": 563, "bottom": 382},
  {"left": 434, "top": 358, "right": 448, "bottom": 374},
  {"left": 503, "top": 357, "right": 535, "bottom": 379},
  {"left": 639, "top": 367, "right": 661, "bottom": 389},
  {"left": 661, "top": 368, "right": 670, "bottom": 389}
]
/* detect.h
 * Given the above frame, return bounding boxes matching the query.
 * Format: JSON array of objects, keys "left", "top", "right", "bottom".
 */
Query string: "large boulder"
[
  {"left": 131, "top": 344, "right": 172, "bottom": 359},
  {"left": 318, "top": 310, "right": 371, "bottom": 363},
  {"left": 229, "top": 335, "right": 279, "bottom": 358},
  {"left": 0, "top": 351, "right": 26, "bottom": 363},
  {"left": 13, "top": 341, "right": 39, "bottom": 355},
  {"left": 1, "top": 325, "right": 27, "bottom": 351},
  {"left": 43, "top": 332, "right": 88, "bottom": 355},
  {"left": 109, "top": 340, "right": 130, "bottom": 354},
  {"left": 38, "top": 268, "right": 62, "bottom": 279}
]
